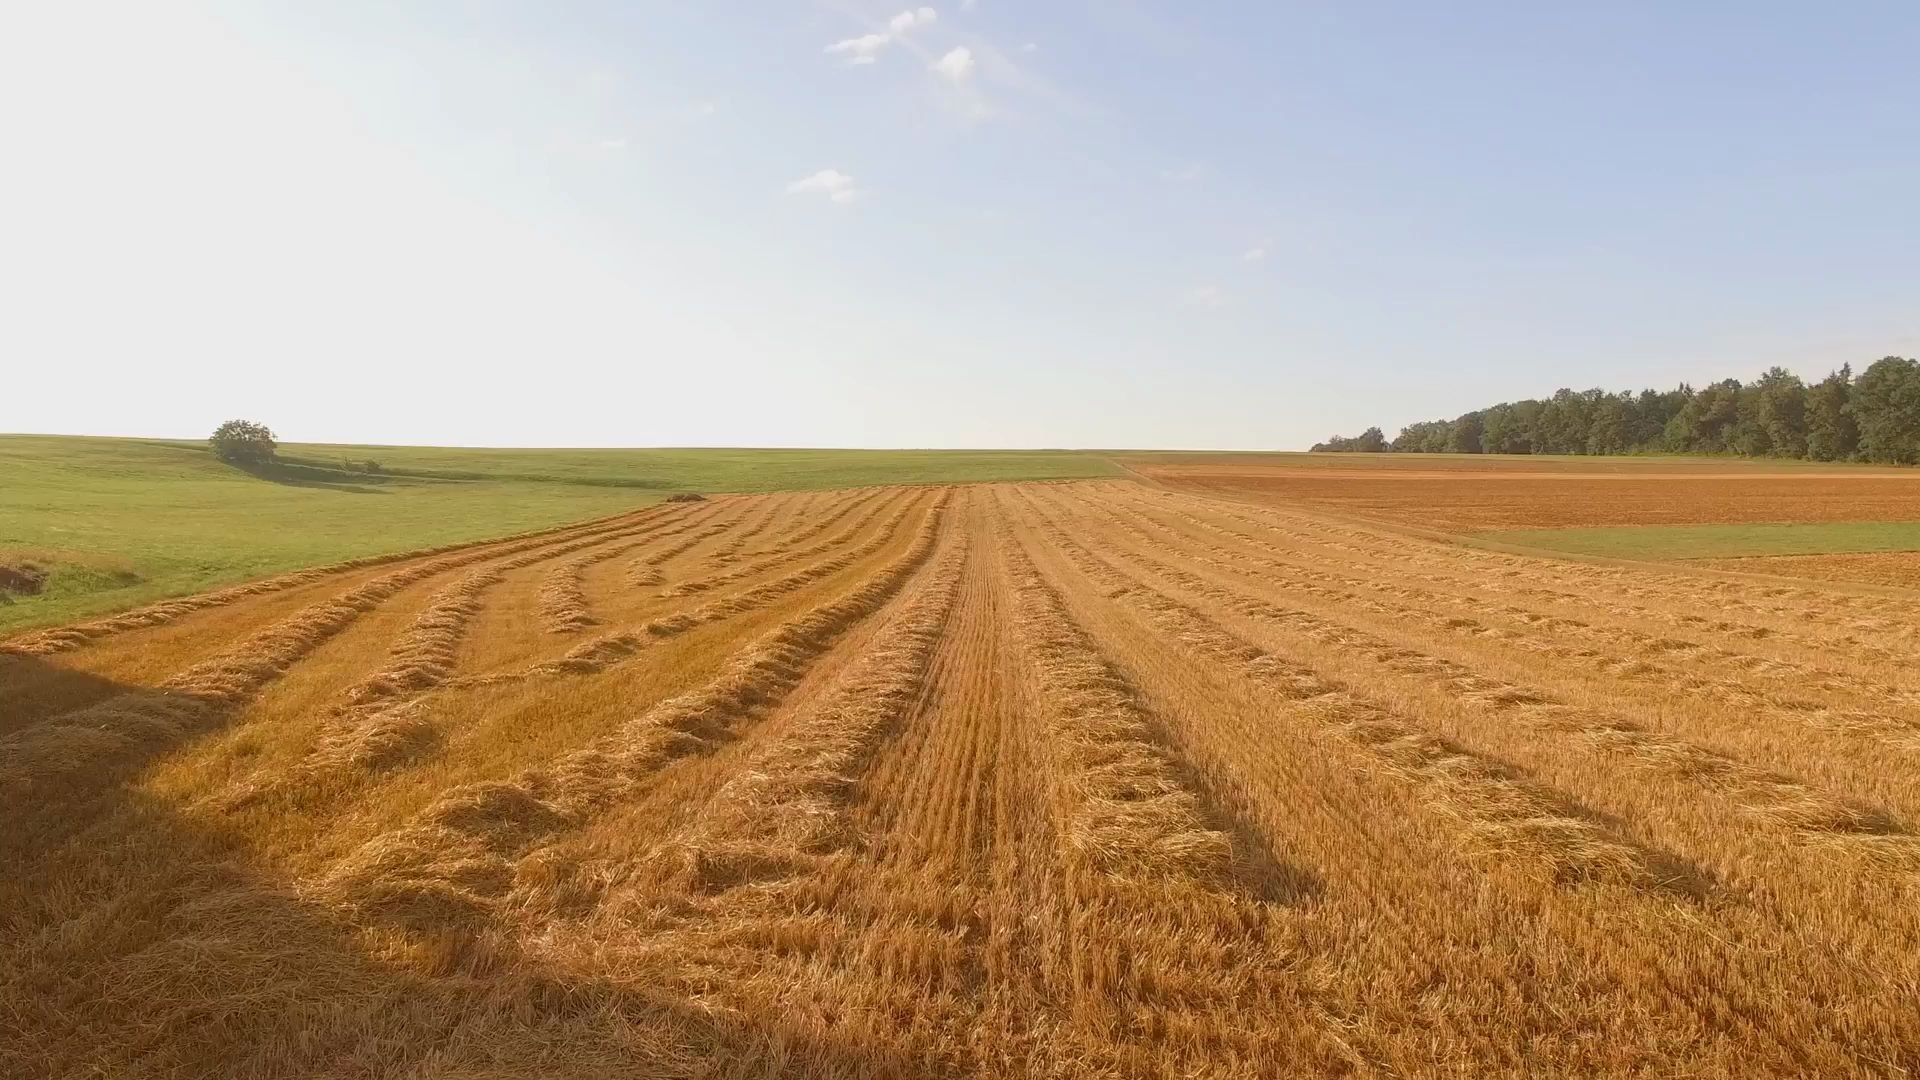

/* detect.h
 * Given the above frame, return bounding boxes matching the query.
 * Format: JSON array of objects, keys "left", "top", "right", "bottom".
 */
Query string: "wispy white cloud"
[
  {"left": 825, "top": 32, "right": 891, "bottom": 64},
  {"left": 1241, "top": 244, "right": 1268, "bottom": 263},
  {"left": 823, "top": 4, "right": 1084, "bottom": 125},
  {"left": 827, "top": 8, "right": 938, "bottom": 66},
  {"left": 965, "top": 37, "right": 1085, "bottom": 119},
  {"left": 889, "top": 7, "right": 938, "bottom": 34},
  {"left": 933, "top": 46, "right": 975, "bottom": 83},
  {"left": 1162, "top": 162, "right": 1205, "bottom": 182},
  {"left": 786, "top": 168, "right": 862, "bottom": 205}
]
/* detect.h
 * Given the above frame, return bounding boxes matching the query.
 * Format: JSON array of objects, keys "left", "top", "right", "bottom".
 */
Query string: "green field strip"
[{"left": 1475, "top": 520, "right": 1920, "bottom": 560}]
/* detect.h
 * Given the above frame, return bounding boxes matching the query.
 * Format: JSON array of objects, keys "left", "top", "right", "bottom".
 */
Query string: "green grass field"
[
  {"left": 1475, "top": 521, "right": 1920, "bottom": 560},
  {"left": 0, "top": 436, "right": 1119, "bottom": 633},
  {"left": 265, "top": 442, "right": 1122, "bottom": 492}
]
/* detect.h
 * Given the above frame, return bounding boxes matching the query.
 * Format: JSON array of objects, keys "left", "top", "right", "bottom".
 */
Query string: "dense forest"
[{"left": 1312, "top": 356, "right": 1920, "bottom": 464}]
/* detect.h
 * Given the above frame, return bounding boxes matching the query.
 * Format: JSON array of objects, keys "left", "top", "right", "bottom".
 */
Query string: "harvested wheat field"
[
  {"left": 7, "top": 480, "right": 1920, "bottom": 1078},
  {"left": 1695, "top": 549, "right": 1920, "bottom": 591}
]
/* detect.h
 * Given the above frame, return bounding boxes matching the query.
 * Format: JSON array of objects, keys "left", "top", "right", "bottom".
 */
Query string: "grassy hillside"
[
  {"left": 0, "top": 437, "right": 659, "bottom": 632},
  {"left": 0, "top": 436, "right": 1118, "bottom": 633},
  {"left": 265, "top": 442, "right": 1122, "bottom": 492}
]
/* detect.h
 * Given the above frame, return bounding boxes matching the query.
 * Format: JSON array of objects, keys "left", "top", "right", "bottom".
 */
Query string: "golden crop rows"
[{"left": 5, "top": 482, "right": 1918, "bottom": 1077}]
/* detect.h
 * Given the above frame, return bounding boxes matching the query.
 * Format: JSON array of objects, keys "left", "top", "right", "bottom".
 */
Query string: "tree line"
[{"left": 1311, "top": 356, "right": 1920, "bottom": 464}]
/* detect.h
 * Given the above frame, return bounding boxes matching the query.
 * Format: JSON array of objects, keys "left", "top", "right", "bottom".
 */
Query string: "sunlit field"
[{"left": 9, "top": 476, "right": 1920, "bottom": 1076}]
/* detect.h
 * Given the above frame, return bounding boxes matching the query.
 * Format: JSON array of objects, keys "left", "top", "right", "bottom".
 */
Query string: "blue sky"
[{"left": 3, "top": 2, "right": 1916, "bottom": 448}]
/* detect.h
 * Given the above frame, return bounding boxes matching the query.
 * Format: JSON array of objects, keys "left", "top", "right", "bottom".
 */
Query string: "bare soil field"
[
  {"left": 1697, "top": 549, "right": 1920, "bottom": 591},
  {"left": 1129, "top": 451, "right": 1909, "bottom": 474},
  {"left": 7, "top": 480, "right": 1920, "bottom": 1077},
  {"left": 1129, "top": 453, "right": 1920, "bottom": 530}
]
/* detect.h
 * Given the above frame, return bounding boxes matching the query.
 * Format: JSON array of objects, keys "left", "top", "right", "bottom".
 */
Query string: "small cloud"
[
  {"left": 828, "top": 9, "right": 938, "bottom": 66},
  {"left": 596, "top": 136, "right": 628, "bottom": 151},
  {"left": 1020, "top": 41, "right": 1039, "bottom": 52},
  {"left": 787, "top": 168, "right": 862, "bottom": 205},
  {"left": 1182, "top": 283, "right": 1228, "bottom": 309},
  {"left": 889, "top": 7, "right": 938, "bottom": 34},
  {"left": 1241, "top": 245, "right": 1268, "bottom": 263},
  {"left": 1162, "top": 162, "right": 1205, "bottom": 182},
  {"left": 933, "top": 46, "right": 975, "bottom": 83},
  {"left": 825, "top": 32, "right": 891, "bottom": 64}
]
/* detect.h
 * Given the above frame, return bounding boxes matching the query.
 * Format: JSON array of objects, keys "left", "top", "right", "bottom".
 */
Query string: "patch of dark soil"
[{"left": 0, "top": 563, "right": 50, "bottom": 597}]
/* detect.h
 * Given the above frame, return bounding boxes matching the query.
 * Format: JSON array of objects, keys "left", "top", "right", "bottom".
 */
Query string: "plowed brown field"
[
  {"left": 1129, "top": 454, "right": 1920, "bottom": 529},
  {"left": 6, "top": 481, "right": 1920, "bottom": 1077}
]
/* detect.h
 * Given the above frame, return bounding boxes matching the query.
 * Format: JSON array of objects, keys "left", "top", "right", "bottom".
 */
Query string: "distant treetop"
[
  {"left": 1310, "top": 357, "right": 1920, "bottom": 464},
  {"left": 210, "top": 419, "right": 278, "bottom": 466}
]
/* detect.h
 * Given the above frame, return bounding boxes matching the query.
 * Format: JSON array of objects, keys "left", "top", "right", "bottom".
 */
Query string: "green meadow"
[
  {"left": 0, "top": 435, "right": 1118, "bottom": 633},
  {"left": 1476, "top": 520, "right": 1920, "bottom": 561},
  {"left": 265, "top": 442, "right": 1121, "bottom": 492}
]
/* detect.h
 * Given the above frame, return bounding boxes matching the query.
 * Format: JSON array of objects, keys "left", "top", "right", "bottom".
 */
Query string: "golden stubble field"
[{"left": 6, "top": 479, "right": 1920, "bottom": 1077}]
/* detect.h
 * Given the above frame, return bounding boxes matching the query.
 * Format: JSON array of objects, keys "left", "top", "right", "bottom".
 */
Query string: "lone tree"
[{"left": 210, "top": 419, "right": 278, "bottom": 466}]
